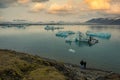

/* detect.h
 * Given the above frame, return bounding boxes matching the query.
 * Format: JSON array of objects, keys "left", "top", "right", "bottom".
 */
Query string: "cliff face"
[{"left": 0, "top": 49, "right": 120, "bottom": 80}]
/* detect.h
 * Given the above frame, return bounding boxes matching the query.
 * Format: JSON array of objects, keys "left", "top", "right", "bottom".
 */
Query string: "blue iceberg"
[
  {"left": 65, "top": 31, "right": 98, "bottom": 46},
  {"left": 56, "top": 31, "right": 75, "bottom": 37},
  {"left": 86, "top": 31, "right": 111, "bottom": 39}
]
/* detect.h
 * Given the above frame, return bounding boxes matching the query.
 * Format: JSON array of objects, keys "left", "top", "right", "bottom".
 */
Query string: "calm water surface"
[{"left": 0, "top": 25, "right": 120, "bottom": 73}]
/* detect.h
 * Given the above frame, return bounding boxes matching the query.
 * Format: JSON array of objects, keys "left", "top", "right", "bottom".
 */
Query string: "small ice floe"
[
  {"left": 44, "top": 25, "right": 64, "bottom": 30},
  {"left": 86, "top": 31, "right": 111, "bottom": 39},
  {"left": 68, "top": 49, "right": 76, "bottom": 53},
  {"left": 56, "top": 31, "right": 75, "bottom": 38}
]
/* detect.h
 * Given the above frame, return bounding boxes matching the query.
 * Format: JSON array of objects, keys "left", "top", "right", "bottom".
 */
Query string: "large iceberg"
[
  {"left": 65, "top": 32, "right": 89, "bottom": 42},
  {"left": 65, "top": 31, "right": 98, "bottom": 46},
  {"left": 86, "top": 31, "right": 111, "bottom": 39},
  {"left": 75, "top": 32, "right": 89, "bottom": 42},
  {"left": 65, "top": 35, "right": 76, "bottom": 42}
]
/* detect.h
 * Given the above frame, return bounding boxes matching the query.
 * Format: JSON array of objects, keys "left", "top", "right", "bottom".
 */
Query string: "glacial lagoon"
[{"left": 0, "top": 25, "right": 120, "bottom": 73}]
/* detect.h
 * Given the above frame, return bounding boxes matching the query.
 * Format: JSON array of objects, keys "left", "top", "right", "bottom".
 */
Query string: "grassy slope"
[
  {"left": 0, "top": 49, "right": 120, "bottom": 80},
  {"left": 0, "top": 49, "right": 67, "bottom": 80}
]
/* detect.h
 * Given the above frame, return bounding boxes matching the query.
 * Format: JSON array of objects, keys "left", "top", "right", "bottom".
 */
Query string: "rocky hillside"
[{"left": 0, "top": 49, "right": 120, "bottom": 80}]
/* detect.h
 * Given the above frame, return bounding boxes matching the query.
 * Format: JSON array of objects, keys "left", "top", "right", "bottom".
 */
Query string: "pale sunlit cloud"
[
  {"left": 30, "top": 3, "right": 45, "bottom": 12},
  {"left": 32, "top": 0, "right": 49, "bottom": 2},
  {"left": 107, "top": 6, "right": 120, "bottom": 14},
  {"left": 17, "top": 0, "right": 30, "bottom": 4},
  {"left": 106, "top": 1, "right": 120, "bottom": 14},
  {"left": 85, "top": 0, "right": 110, "bottom": 10},
  {"left": 48, "top": 1, "right": 75, "bottom": 14},
  {"left": 0, "top": 16, "right": 3, "bottom": 19},
  {"left": 48, "top": 4, "right": 72, "bottom": 14}
]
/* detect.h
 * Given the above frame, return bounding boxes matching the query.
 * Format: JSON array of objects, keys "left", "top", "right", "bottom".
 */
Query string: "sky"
[{"left": 0, "top": 0, "right": 120, "bottom": 22}]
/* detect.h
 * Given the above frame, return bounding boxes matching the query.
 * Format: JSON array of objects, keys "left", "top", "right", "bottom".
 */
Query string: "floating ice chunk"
[
  {"left": 68, "top": 49, "right": 76, "bottom": 53},
  {"left": 44, "top": 25, "right": 54, "bottom": 30},
  {"left": 45, "top": 25, "right": 64, "bottom": 30},
  {"left": 75, "top": 31, "right": 89, "bottom": 42},
  {"left": 56, "top": 31, "right": 75, "bottom": 37},
  {"left": 86, "top": 31, "right": 111, "bottom": 39},
  {"left": 65, "top": 31, "right": 89, "bottom": 42},
  {"left": 65, "top": 35, "right": 76, "bottom": 42}
]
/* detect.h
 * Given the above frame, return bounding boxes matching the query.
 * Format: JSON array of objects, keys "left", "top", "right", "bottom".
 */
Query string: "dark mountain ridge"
[{"left": 86, "top": 18, "right": 120, "bottom": 25}]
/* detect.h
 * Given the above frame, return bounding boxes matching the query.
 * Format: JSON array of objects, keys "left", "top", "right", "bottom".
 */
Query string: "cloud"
[
  {"left": 0, "top": 3, "right": 8, "bottom": 8},
  {"left": 106, "top": 0, "right": 120, "bottom": 14},
  {"left": 0, "top": 0, "right": 30, "bottom": 8},
  {"left": 107, "top": 6, "right": 120, "bottom": 14},
  {"left": 0, "top": 0, "right": 49, "bottom": 8},
  {"left": 0, "top": 16, "right": 3, "bottom": 20},
  {"left": 85, "top": 0, "right": 110, "bottom": 10},
  {"left": 32, "top": 0, "right": 49, "bottom": 2},
  {"left": 17, "top": 0, "right": 30, "bottom": 4},
  {"left": 84, "top": 0, "right": 120, "bottom": 15},
  {"left": 30, "top": 3, "right": 45, "bottom": 12},
  {"left": 48, "top": 4, "right": 72, "bottom": 14},
  {"left": 48, "top": 1, "right": 75, "bottom": 14},
  {"left": 0, "top": 0, "right": 16, "bottom": 8}
]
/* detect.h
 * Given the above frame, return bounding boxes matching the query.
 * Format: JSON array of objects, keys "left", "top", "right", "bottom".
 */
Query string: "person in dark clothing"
[
  {"left": 89, "top": 36, "right": 92, "bottom": 41},
  {"left": 80, "top": 60, "right": 87, "bottom": 69},
  {"left": 80, "top": 60, "right": 84, "bottom": 66},
  {"left": 83, "top": 61, "right": 87, "bottom": 69}
]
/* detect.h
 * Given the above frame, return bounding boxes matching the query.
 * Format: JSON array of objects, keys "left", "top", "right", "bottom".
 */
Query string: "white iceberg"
[
  {"left": 65, "top": 31, "right": 98, "bottom": 45},
  {"left": 65, "top": 35, "right": 76, "bottom": 42},
  {"left": 65, "top": 31, "right": 89, "bottom": 42},
  {"left": 75, "top": 32, "right": 89, "bottom": 42},
  {"left": 86, "top": 31, "right": 111, "bottom": 39}
]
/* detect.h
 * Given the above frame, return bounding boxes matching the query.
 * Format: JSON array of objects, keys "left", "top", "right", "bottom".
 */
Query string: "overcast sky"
[{"left": 0, "top": 0, "right": 120, "bottom": 22}]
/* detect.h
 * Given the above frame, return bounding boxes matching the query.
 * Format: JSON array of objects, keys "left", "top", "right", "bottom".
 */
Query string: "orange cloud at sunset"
[
  {"left": 85, "top": 0, "right": 110, "bottom": 10},
  {"left": 31, "top": 3, "right": 45, "bottom": 12},
  {"left": 18, "top": 0, "right": 30, "bottom": 4}
]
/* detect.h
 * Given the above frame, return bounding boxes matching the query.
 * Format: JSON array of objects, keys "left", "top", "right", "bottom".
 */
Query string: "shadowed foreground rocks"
[{"left": 0, "top": 49, "right": 120, "bottom": 80}]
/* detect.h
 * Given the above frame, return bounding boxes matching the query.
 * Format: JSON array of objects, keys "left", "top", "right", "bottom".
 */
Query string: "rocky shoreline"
[{"left": 0, "top": 49, "right": 120, "bottom": 80}]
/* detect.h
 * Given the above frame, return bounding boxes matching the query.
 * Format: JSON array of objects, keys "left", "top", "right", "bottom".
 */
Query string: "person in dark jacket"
[
  {"left": 80, "top": 60, "right": 84, "bottom": 66},
  {"left": 80, "top": 60, "right": 87, "bottom": 69},
  {"left": 83, "top": 61, "right": 87, "bottom": 69}
]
